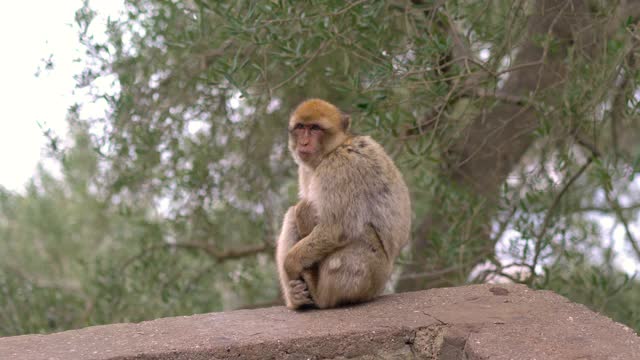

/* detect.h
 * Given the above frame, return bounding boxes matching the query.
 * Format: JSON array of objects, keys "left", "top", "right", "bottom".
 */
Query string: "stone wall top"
[{"left": 1, "top": 284, "right": 638, "bottom": 359}]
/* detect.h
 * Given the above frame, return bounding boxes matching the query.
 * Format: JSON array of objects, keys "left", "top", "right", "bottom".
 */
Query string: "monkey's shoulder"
[
  {"left": 317, "top": 136, "right": 393, "bottom": 180},
  {"left": 337, "top": 136, "right": 386, "bottom": 160},
  {"left": 346, "top": 135, "right": 381, "bottom": 150}
]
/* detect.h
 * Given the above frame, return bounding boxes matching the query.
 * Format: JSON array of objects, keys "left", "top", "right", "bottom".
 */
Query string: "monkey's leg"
[
  {"left": 276, "top": 207, "right": 313, "bottom": 309},
  {"left": 310, "top": 226, "right": 392, "bottom": 309}
]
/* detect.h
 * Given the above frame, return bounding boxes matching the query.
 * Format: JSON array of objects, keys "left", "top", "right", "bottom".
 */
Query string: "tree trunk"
[{"left": 397, "top": 0, "right": 639, "bottom": 292}]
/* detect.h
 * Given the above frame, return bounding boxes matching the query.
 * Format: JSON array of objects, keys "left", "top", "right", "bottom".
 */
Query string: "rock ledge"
[{"left": 1, "top": 284, "right": 638, "bottom": 359}]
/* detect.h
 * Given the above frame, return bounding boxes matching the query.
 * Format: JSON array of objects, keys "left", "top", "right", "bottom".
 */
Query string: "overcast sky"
[{"left": 0, "top": 1, "right": 122, "bottom": 192}]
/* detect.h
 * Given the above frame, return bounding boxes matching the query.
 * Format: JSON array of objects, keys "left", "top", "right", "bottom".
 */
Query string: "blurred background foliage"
[{"left": 2, "top": 0, "right": 640, "bottom": 336}]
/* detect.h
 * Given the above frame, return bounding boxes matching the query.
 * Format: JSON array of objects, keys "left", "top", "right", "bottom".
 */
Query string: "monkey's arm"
[
  {"left": 283, "top": 223, "right": 344, "bottom": 280},
  {"left": 276, "top": 207, "right": 313, "bottom": 308},
  {"left": 295, "top": 199, "right": 317, "bottom": 237}
]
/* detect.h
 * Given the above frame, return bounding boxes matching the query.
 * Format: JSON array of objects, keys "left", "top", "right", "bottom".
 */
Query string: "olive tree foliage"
[
  {"left": 0, "top": 118, "right": 237, "bottom": 336},
  {"left": 3, "top": 0, "right": 640, "bottom": 335},
  {"left": 77, "top": 0, "right": 640, "bottom": 318}
]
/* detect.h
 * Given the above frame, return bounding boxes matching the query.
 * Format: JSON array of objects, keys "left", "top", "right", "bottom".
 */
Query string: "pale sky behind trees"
[{"left": 0, "top": 1, "right": 122, "bottom": 191}]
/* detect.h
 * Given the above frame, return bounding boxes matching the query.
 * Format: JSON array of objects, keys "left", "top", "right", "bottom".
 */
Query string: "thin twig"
[
  {"left": 173, "top": 241, "right": 270, "bottom": 260},
  {"left": 494, "top": 60, "right": 544, "bottom": 77},
  {"left": 610, "top": 48, "right": 636, "bottom": 164},
  {"left": 575, "top": 203, "right": 640, "bottom": 213},
  {"left": 606, "top": 193, "right": 640, "bottom": 261},
  {"left": 122, "top": 241, "right": 271, "bottom": 270},
  {"left": 528, "top": 155, "right": 595, "bottom": 283},
  {"left": 2, "top": 264, "right": 82, "bottom": 292},
  {"left": 272, "top": 42, "right": 328, "bottom": 91},
  {"left": 200, "top": 40, "right": 234, "bottom": 69},
  {"left": 259, "top": 0, "right": 367, "bottom": 26},
  {"left": 473, "top": 89, "right": 536, "bottom": 106}
]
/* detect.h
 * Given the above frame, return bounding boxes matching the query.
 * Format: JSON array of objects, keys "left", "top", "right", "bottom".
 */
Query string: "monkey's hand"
[{"left": 288, "top": 279, "right": 313, "bottom": 308}]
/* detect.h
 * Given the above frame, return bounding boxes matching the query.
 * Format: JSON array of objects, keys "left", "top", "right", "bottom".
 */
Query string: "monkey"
[{"left": 275, "top": 98, "right": 412, "bottom": 309}]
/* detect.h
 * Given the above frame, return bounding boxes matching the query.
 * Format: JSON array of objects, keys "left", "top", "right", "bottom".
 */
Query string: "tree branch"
[
  {"left": 271, "top": 41, "right": 329, "bottom": 91},
  {"left": 398, "top": 0, "right": 634, "bottom": 292},
  {"left": 172, "top": 241, "right": 271, "bottom": 260},
  {"left": 575, "top": 203, "right": 640, "bottom": 214},
  {"left": 122, "top": 241, "right": 271, "bottom": 269},
  {"left": 528, "top": 155, "right": 595, "bottom": 283},
  {"left": 606, "top": 193, "right": 640, "bottom": 262},
  {"left": 2, "top": 264, "right": 82, "bottom": 292}
]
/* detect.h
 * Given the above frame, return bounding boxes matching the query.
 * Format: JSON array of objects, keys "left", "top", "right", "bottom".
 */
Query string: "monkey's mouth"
[{"left": 297, "top": 150, "right": 314, "bottom": 158}]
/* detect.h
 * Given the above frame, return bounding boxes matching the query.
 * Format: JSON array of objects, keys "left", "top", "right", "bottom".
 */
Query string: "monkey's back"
[{"left": 310, "top": 135, "right": 411, "bottom": 260}]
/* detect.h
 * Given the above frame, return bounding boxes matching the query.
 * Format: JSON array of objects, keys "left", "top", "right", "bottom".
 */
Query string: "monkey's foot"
[{"left": 288, "top": 280, "right": 314, "bottom": 308}]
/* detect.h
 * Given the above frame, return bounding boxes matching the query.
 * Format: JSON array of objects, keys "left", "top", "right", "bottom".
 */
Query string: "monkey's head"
[
  {"left": 288, "top": 99, "right": 351, "bottom": 167},
  {"left": 289, "top": 99, "right": 351, "bottom": 167}
]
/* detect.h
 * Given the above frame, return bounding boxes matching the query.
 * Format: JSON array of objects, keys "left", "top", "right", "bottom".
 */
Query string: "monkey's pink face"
[{"left": 290, "top": 122, "right": 325, "bottom": 162}]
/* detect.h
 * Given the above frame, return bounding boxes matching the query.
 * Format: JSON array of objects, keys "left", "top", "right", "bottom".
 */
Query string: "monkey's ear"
[{"left": 341, "top": 114, "right": 351, "bottom": 131}]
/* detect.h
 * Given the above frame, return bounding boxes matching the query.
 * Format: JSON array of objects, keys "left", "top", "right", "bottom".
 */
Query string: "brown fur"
[
  {"left": 276, "top": 99, "right": 411, "bottom": 309},
  {"left": 295, "top": 199, "right": 317, "bottom": 238}
]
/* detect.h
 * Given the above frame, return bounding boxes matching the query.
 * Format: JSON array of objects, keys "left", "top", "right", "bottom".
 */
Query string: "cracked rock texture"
[{"left": 1, "top": 284, "right": 638, "bottom": 359}]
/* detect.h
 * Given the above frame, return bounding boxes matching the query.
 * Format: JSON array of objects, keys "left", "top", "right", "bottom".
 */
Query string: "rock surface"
[{"left": 1, "top": 284, "right": 638, "bottom": 359}]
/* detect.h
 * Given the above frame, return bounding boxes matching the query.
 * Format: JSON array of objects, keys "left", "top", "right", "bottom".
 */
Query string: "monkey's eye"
[
  {"left": 310, "top": 124, "right": 323, "bottom": 131},
  {"left": 293, "top": 123, "right": 305, "bottom": 130}
]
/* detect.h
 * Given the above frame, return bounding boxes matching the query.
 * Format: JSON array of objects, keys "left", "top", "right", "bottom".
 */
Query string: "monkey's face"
[
  {"left": 288, "top": 99, "right": 351, "bottom": 167},
  {"left": 289, "top": 122, "right": 326, "bottom": 165}
]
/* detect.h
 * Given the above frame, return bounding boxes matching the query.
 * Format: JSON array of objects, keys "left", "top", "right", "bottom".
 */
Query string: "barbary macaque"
[{"left": 276, "top": 99, "right": 411, "bottom": 309}]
